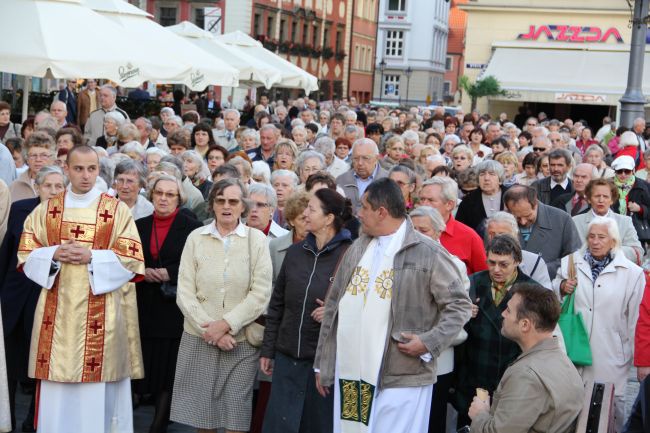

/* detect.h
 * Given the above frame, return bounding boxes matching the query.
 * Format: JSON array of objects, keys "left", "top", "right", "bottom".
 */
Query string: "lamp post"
[
  {"left": 379, "top": 59, "right": 386, "bottom": 102},
  {"left": 620, "top": 0, "right": 649, "bottom": 128},
  {"left": 405, "top": 66, "right": 413, "bottom": 106}
]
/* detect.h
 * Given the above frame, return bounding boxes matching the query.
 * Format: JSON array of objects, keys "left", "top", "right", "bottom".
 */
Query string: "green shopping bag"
[{"left": 558, "top": 291, "right": 592, "bottom": 366}]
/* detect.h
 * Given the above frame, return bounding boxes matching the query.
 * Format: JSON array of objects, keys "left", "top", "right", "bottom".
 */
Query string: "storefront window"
[{"left": 384, "top": 75, "right": 400, "bottom": 98}]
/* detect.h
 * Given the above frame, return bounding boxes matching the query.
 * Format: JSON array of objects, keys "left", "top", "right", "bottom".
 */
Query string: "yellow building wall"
[{"left": 461, "top": 1, "right": 632, "bottom": 115}]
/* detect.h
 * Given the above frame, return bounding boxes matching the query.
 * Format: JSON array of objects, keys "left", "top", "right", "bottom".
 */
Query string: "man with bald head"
[
  {"left": 336, "top": 138, "right": 388, "bottom": 214},
  {"left": 551, "top": 163, "right": 596, "bottom": 215}
]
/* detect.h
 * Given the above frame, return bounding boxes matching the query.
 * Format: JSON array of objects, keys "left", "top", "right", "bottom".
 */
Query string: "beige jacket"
[
  {"left": 176, "top": 223, "right": 272, "bottom": 341},
  {"left": 9, "top": 170, "right": 36, "bottom": 202},
  {"left": 0, "top": 179, "right": 10, "bottom": 244},
  {"left": 471, "top": 337, "right": 584, "bottom": 433}
]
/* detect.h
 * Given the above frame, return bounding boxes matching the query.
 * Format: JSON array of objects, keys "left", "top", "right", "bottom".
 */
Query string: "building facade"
[
  {"left": 348, "top": 0, "right": 380, "bottom": 103},
  {"left": 461, "top": 0, "right": 641, "bottom": 125},
  {"left": 372, "top": 0, "right": 450, "bottom": 106},
  {"left": 144, "top": 0, "right": 364, "bottom": 102},
  {"left": 444, "top": 0, "right": 468, "bottom": 103}
]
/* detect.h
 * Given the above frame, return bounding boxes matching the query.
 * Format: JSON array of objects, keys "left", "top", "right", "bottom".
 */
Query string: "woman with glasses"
[
  {"left": 9, "top": 131, "right": 55, "bottom": 202},
  {"left": 171, "top": 178, "right": 272, "bottom": 433},
  {"left": 134, "top": 174, "right": 201, "bottom": 433},
  {"left": 389, "top": 165, "right": 417, "bottom": 210},
  {"left": 611, "top": 155, "right": 650, "bottom": 246}
]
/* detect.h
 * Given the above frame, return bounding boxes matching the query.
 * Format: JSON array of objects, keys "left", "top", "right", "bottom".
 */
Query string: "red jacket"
[
  {"left": 618, "top": 146, "right": 647, "bottom": 171},
  {"left": 635, "top": 271, "right": 650, "bottom": 366}
]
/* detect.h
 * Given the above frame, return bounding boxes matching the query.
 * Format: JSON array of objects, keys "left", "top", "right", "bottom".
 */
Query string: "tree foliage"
[{"left": 458, "top": 75, "right": 506, "bottom": 111}]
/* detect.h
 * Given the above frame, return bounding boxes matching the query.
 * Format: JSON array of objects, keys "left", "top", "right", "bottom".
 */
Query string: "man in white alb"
[
  {"left": 314, "top": 178, "right": 472, "bottom": 433},
  {"left": 17, "top": 146, "right": 144, "bottom": 433}
]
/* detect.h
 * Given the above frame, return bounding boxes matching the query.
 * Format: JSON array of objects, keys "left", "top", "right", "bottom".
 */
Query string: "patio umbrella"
[
  {"left": 82, "top": 0, "right": 239, "bottom": 90},
  {"left": 167, "top": 21, "right": 282, "bottom": 89},
  {"left": 216, "top": 31, "right": 319, "bottom": 93}
]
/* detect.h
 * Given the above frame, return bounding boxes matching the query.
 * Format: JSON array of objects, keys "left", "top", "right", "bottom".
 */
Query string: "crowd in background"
[{"left": 2, "top": 79, "right": 650, "bottom": 433}]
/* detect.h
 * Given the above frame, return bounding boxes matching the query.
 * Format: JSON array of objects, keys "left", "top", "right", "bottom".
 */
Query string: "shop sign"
[
  {"left": 555, "top": 93, "right": 607, "bottom": 103},
  {"left": 465, "top": 63, "right": 487, "bottom": 69},
  {"left": 518, "top": 25, "right": 624, "bottom": 44}
]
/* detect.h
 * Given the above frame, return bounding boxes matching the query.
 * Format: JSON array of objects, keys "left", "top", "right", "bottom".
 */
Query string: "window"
[
  {"left": 388, "top": 0, "right": 405, "bottom": 12},
  {"left": 366, "top": 47, "right": 373, "bottom": 71},
  {"left": 335, "top": 30, "right": 342, "bottom": 52},
  {"left": 324, "top": 26, "right": 330, "bottom": 47},
  {"left": 443, "top": 81, "right": 452, "bottom": 96},
  {"left": 385, "top": 30, "right": 404, "bottom": 57},
  {"left": 280, "top": 19, "right": 287, "bottom": 42},
  {"left": 291, "top": 20, "right": 297, "bottom": 42},
  {"left": 445, "top": 56, "right": 453, "bottom": 71},
  {"left": 384, "top": 75, "right": 400, "bottom": 97},
  {"left": 254, "top": 14, "right": 261, "bottom": 35},
  {"left": 194, "top": 8, "right": 205, "bottom": 30},
  {"left": 267, "top": 15, "right": 274, "bottom": 36},
  {"left": 303, "top": 23, "right": 309, "bottom": 44},
  {"left": 312, "top": 24, "right": 319, "bottom": 47},
  {"left": 354, "top": 45, "right": 360, "bottom": 69},
  {"left": 159, "top": 7, "right": 177, "bottom": 26}
]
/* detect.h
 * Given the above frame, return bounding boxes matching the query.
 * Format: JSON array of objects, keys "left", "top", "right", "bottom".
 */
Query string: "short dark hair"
[
  {"left": 522, "top": 151, "right": 537, "bottom": 168},
  {"left": 314, "top": 188, "right": 353, "bottom": 232},
  {"left": 305, "top": 172, "right": 337, "bottom": 192},
  {"left": 207, "top": 178, "right": 249, "bottom": 217},
  {"left": 191, "top": 123, "right": 216, "bottom": 148},
  {"left": 206, "top": 144, "right": 229, "bottom": 162},
  {"left": 431, "top": 165, "right": 451, "bottom": 177},
  {"left": 55, "top": 127, "right": 83, "bottom": 146},
  {"left": 167, "top": 130, "right": 190, "bottom": 149},
  {"left": 182, "top": 112, "right": 200, "bottom": 124},
  {"left": 304, "top": 123, "right": 319, "bottom": 135},
  {"left": 511, "top": 283, "right": 561, "bottom": 332},
  {"left": 212, "top": 162, "right": 241, "bottom": 181},
  {"left": 504, "top": 184, "right": 538, "bottom": 208},
  {"left": 585, "top": 178, "right": 619, "bottom": 203},
  {"left": 548, "top": 148, "right": 572, "bottom": 166},
  {"left": 486, "top": 234, "right": 522, "bottom": 263},
  {"left": 365, "top": 123, "right": 384, "bottom": 136},
  {"left": 364, "top": 178, "right": 406, "bottom": 218}
]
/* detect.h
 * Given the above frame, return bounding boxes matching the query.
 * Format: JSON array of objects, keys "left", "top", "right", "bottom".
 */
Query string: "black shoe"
[{"left": 21, "top": 418, "right": 35, "bottom": 433}]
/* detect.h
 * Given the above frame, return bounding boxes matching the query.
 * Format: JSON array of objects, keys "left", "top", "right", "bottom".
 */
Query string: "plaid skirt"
[{"left": 170, "top": 332, "right": 259, "bottom": 431}]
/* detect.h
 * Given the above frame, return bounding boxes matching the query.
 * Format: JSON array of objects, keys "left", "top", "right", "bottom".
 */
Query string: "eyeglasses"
[
  {"left": 615, "top": 169, "right": 633, "bottom": 175},
  {"left": 532, "top": 147, "right": 547, "bottom": 152},
  {"left": 215, "top": 198, "right": 242, "bottom": 206},
  {"left": 115, "top": 178, "right": 138, "bottom": 186},
  {"left": 28, "top": 152, "right": 51, "bottom": 160},
  {"left": 153, "top": 190, "right": 179, "bottom": 199},
  {"left": 251, "top": 201, "right": 270, "bottom": 209}
]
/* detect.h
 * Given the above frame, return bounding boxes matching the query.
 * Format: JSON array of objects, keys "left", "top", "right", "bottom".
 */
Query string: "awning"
[{"left": 482, "top": 47, "right": 645, "bottom": 105}]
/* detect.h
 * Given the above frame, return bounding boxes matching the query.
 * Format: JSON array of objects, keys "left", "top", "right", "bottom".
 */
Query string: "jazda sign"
[{"left": 518, "top": 25, "right": 624, "bottom": 43}]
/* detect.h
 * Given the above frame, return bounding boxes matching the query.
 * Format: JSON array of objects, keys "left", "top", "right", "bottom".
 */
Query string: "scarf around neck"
[
  {"left": 584, "top": 250, "right": 613, "bottom": 283},
  {"left": 614, "top": 175, "right": 635, "bottom": 214}
]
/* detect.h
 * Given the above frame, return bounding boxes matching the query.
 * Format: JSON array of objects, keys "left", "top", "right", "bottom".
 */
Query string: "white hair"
[
  {"left": 271, "top": 169, "right": 299, "bottom": 187},
  {"left": 409, "top": 206, "right": 446, "bottom": 233},
  {"left": 586, "top": 216, "right": 621, "bottom": 253},
  {"left": 486, "top": 211, "right": 519, "bottom": 237},
  {"left": 401, "top": 130, "right": 419, "bottom": 143},
  {"left": 120, "top": 141, "right": 146, "bottom": 159},
  {"left": 252, "top": 160, "right": 272, "bottom": 184},
  {"left": 351, "top": 138, "right": 379, "bottom": 155},
  {"left": 248, "top": 182, "right": 278, "bottom": 209},
  {"left": 422, "top": 176, "right": 458, "bottom": 203}
]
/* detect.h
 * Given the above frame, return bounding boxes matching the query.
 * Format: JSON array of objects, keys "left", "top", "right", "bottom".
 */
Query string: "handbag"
[
  {"left": 153, "top": 218, "right": 177, "bottom": 300},
  {"left": 632, "top": 212, "right": 650, "bottom": 242},
  {"left": 558, "top": 255, "right": 592, "bottom": 366},
  {"left": 244, "top": 229, "right": 265, "bottom": 347}
]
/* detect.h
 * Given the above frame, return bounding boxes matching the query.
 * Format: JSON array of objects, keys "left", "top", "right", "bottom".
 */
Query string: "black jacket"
[
  {"left": 455, "top": 185, "right": 508, "bottom": 237},
  {"left": 261, "top": 229, "right": 353, "bottom": 361},
  {"left": 0, "top": 198, "right": 41, "bottom": 337},
  {"left": 625, "top": 375, "right": 650, "bottom": 433},
  {"left": 532, "top": 176, "right": 574, "bottom": 206},
  {"left": 135, "top": 210, "right": 202, "bottom": 339}
]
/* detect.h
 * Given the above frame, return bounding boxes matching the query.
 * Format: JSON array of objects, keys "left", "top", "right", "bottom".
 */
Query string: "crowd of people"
[{"left": 1, "top": 80, "right": 650, "bottom": 433}]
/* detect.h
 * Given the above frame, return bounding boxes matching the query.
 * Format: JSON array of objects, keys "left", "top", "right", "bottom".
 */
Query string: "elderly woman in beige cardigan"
[{"left": 171, "top": 178, "right": 272, "bottom": 433}]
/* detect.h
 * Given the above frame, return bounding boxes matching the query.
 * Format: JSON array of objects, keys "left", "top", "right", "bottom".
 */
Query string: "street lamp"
[
  {"left": 379, "top": 59, "right": 386, "bottom": 102},
  {"left": 405, "top": 66, "right": 413, "bottom": 106}
]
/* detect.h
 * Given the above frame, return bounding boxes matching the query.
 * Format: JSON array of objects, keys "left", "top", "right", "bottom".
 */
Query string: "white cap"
[{"left": 611, "top": 155, "right": 635, "bottom": 171}]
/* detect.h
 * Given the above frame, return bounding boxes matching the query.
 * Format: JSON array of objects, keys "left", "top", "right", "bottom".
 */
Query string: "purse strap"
[{"left": 324, "top": 243, "right": 350, "bottom": 300}]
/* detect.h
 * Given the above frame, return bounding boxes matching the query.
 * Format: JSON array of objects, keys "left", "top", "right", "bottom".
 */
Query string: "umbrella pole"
[{"left": 21, "top": 76, "right": 30, "bottom": 122}]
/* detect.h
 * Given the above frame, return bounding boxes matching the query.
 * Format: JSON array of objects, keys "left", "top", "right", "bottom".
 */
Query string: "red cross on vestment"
[
  {"left": 98, "top": 210, "right": 113, "bottom": 223},
  {"left": 70, "top": 225, "right": 85, "bottom": 238},
  {"left": 48, "top": 207, "right": 61, "bottom": 218}
]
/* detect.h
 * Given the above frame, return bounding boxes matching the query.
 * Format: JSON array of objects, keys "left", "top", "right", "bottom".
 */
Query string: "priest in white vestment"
[
  {"left": 17, "top": 146, "right": 145, "bottom": 433},
  {"left": 314, "top": 177, "right": 472, "bottom": 433}
]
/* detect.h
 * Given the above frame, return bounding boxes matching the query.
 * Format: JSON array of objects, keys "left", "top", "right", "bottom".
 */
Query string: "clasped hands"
[
  {"left": 144, "top": 267, "right": 170, "bottom": 283},
  {"left": 53, "top": 240, "right": 91, "bottom": 265},
  {"left": 201, "top": 319, "right": 236, "bottom": 351}
]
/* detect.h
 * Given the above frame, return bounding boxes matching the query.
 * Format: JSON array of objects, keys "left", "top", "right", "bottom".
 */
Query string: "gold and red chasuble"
[{"left": 17, "top": 192, "right": 145, "bottom": 383}]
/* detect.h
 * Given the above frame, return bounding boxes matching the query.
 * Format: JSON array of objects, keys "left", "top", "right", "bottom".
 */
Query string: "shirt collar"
[
  {"left": 550, "top": 177, "right": 569, "bottom": 189},
  {"left": 200, "top": 221, "right": 247, "bottom": 240}
]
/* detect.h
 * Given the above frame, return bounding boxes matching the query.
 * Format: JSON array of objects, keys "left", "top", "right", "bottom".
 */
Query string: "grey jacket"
[
  {"left": 83, "top": 105, "right": 129, "bottom": 147},
  {"left": 471, "top": 337, "right": 584, "bottom": 433},
  {"left": 314, "top": 219, "right": 472, "bottom": 389},
  {"left": 335, "top": 165, "right": 388, "bottom": 214},
  {"left": 520, "top": 202, "right": 582, "bottom": 279},
  {"left": 269, "top": 231, "right": 293, "bottom": 287}
]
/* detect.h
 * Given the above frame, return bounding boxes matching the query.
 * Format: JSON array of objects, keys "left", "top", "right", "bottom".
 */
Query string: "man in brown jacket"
[
  {"left": 314, "top": 178, "right": 472, "bottom": 432},
  {"left": 76, "top": 79, "right": 100, "bottom": 131},
  {"left": 468, "top": 283, "right": 584, "bottom": 433}
]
